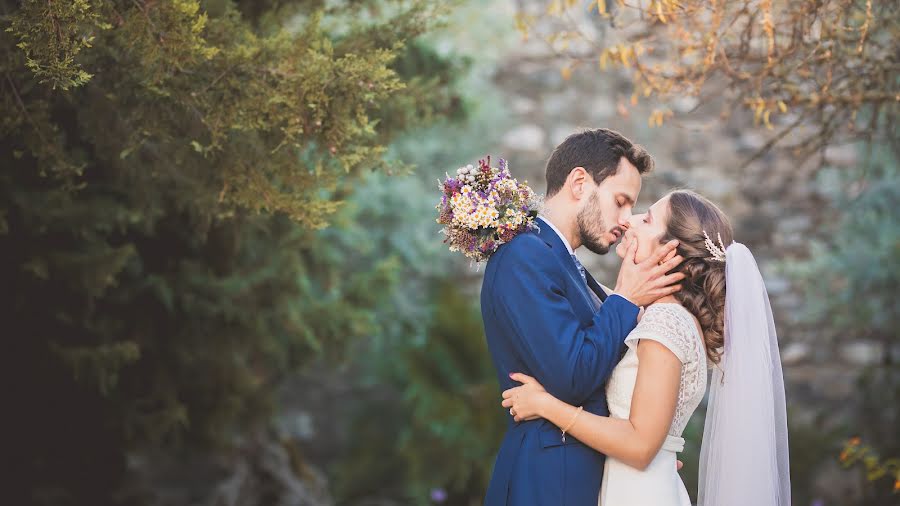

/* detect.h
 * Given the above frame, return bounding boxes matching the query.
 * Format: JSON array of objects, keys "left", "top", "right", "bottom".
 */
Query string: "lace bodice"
[{"left": 605, "top": 304, "right": 708, "bottom": 437}]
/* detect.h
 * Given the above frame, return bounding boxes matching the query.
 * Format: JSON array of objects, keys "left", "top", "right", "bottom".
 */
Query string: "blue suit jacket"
[{"left": 481, "top": 218, "right": 640, "bottom": 506}]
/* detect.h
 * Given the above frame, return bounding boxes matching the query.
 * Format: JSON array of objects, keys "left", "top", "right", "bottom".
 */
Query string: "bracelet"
[{"left": 561, "top": 406, "right": 583, "bottom": 443}]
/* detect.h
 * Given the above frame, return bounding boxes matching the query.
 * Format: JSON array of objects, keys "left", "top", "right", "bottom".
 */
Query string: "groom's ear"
[{"left": 568, "top": 167, "right": 590, "bottom": 200}]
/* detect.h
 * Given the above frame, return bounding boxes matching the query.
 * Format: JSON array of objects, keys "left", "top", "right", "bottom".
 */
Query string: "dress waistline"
[{"left": 661, "top": 434, "right": 685, "bottom": 453}]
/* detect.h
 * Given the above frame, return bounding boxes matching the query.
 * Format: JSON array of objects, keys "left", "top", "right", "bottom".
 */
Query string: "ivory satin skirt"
[{"left": 599, "top": 435, "right": 692, "bottom": 506}]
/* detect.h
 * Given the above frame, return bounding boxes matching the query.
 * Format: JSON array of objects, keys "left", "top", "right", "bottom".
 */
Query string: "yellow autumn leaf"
[
  {"left": 548, "top": 0, "right": 562, "bottom": 15},
  {"left": 634, "top": 41, "right": 645, "bottom": 56},
  {"left": 597, "top": 0, "right": 609, "bottom": 18},
  {"left": 561, "top": 66, "right": 573, "bottom": 80},
  {"left": 513, "top": 14, "right": 530, "bottom": 39},
  {"left": 778, "top": 100, "right": 788, "bottom": 113},
  {"left": 619, "top": 44, "right": 630, "bottom": 66}
]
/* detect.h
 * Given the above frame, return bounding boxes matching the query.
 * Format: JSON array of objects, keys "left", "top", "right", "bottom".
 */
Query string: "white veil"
[{"left": 698, "top": 243, "right": 791, "bottom": 506}]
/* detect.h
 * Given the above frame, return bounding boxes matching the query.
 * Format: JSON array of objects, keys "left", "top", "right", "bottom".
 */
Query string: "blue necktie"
[
  {"left": 571, "top": 254, "right": 588, "bottom": 285},
  {"left": 572, "top": 254, "right": 602, "bottom": 309}
]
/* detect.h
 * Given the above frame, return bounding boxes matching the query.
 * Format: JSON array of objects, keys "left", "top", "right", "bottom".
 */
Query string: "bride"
[{"left": 501, "top": 190, "right": 791, "bottom": 506}]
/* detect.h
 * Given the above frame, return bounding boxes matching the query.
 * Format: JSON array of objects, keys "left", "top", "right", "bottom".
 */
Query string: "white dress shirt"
[{"left": 538, "top": 214, "right": 634, "bottom": 306}]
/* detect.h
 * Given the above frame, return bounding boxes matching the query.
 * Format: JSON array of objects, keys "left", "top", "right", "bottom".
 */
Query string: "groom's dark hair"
[{"left": 544, "top": 128, "right": 653, "bottom": 197}]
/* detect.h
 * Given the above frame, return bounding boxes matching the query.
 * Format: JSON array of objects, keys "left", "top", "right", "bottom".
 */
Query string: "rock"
[
  {"left": 510, "top": 95, "right": 538, "bottom": 115},
  {"left": 590, "top": 96, "right": 616, "bottom": 118},
  {"left": 277, "top": 411, "right": 316, "bottom": 440},
  {"left": 551, "top": 124, "right": 578, "bottom": 146},
  {"left": 781, "top": 342, "right": 810, "bottom": 365},
  {"left": 824, "top": 144, "right": 857, "bottom": 167},
  {"left": 777, "top": 215, "right": 812, "bottom": 235},
  {"left": 737, "top": 131, "right": 767, "bottom": 152},
  {"left": 541, "top": 90, "right": 580, "bottom": 118},
  {"left": 840, "top": 341, "right": 883, "bottom": 366},
  {"left": 502, "top": 124, "right": 546, "bottom": 152},
  {"left": 672, "top": 95, "right": 700, "bottom": 113},
  {"left": 685, "top": 167, "right": 736, "bottom": 200}
]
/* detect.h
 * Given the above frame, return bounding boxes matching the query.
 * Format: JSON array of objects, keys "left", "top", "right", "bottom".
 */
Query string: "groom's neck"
[{"left": 542, "top": 197, "right": 581, "bottom": 250}]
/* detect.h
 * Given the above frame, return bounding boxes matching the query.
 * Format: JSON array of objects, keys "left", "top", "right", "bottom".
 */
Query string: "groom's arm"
[{"left": 490, "top": 239, "right": 639, "bottom": 405}]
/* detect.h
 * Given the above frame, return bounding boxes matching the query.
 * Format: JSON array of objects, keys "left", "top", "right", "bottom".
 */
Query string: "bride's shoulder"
[
  {"left": 645, "top": 304, "right": 702, "bottom": 338},
  {"left": 639, "top": 303, "right": 694, "bottom": 326},
  {"left": 628, "top": 303, "right": 702, "bottom": 363}
]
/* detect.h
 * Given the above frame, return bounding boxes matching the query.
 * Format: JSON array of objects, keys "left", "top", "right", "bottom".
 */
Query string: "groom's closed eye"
[{"left": 617, "top": 194, "right": 635, "bottom": 208}]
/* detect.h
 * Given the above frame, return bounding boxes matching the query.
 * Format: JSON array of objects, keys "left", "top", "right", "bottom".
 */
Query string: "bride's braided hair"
[{"left": 662, "top": 190, "right": 733, "bottom": 364}]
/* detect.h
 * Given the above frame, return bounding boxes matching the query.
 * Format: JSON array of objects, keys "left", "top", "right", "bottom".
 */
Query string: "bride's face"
[{"left": 616, "top": 195, "right": 670, "bottom": 263}]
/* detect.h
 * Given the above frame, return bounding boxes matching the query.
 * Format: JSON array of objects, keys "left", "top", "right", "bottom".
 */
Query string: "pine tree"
[{"left": 1, "top": 1, "right": 461, "bottom": 504}]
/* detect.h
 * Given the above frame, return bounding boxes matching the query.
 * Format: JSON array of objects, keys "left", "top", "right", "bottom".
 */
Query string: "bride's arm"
[{"left": 502, "top": 340, "right": 681, "bottom": 471}]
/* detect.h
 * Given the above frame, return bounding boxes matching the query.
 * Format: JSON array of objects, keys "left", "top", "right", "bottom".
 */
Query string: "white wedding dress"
[{"left": 599, "top": 303, "right": 708, "bottom": 506}]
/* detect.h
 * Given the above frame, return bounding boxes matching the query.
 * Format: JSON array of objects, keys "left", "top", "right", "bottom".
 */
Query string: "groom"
[{"left": 481, "top": 129, "right": 684, "bottom": 505}]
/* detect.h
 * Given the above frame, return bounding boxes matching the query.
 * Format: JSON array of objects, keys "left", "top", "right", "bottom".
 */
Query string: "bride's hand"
[{"left": 501, "top": 373, "right": 551, "bottom": 422}]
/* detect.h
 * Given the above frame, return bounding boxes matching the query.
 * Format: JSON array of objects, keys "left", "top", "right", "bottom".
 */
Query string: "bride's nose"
[{"left": 625, "top": 214, "right": 643, "bottom": 228}]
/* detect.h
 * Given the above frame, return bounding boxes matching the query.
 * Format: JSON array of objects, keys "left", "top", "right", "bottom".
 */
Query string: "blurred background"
[{"left": 1, "top": 1, "right": 897, "bottom": 505}]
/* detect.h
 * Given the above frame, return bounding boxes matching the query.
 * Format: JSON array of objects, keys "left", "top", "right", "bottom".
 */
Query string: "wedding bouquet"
[{"left": 436, "top": 156, "right": 541, "bottom": 262}]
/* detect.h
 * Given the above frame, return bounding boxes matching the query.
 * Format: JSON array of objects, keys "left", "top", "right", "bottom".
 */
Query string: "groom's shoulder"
[
  {"left": 491, "top": 230, "right": 550, "bottom": 266},
  {"left": 484, "top": 231, "right": 558, "bottom": 292}
]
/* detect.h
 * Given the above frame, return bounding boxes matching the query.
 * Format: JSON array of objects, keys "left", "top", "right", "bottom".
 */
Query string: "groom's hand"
[{"left": 613, "top": 238, "right": 685, "bottom": 307}]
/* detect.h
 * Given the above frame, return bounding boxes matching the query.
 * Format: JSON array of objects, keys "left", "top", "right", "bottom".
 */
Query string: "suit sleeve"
[{"left": 489, "top": 239, "right": 640, "bottom": 405}]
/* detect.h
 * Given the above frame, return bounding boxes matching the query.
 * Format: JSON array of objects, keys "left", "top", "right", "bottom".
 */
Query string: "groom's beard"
[{"left": 577, "top": 195, "right": 613, "bottom": 255}]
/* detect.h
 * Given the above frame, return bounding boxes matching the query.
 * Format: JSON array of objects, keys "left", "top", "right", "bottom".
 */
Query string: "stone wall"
[{"left": 484, "top": 6, "right": 882, "bottom": 499}]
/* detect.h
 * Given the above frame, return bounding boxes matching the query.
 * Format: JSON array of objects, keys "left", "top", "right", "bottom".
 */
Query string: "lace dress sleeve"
[{"left": 623, "top": 305, "right": 695, "bottom": 364}]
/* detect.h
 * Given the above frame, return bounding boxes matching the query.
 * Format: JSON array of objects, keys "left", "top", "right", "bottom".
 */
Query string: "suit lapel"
[
  {"left": 535, "top": 218, "right": 583, "bottom": 281},
  {"left": 535, "top": 217, "right": 606, "bottom": 308}
]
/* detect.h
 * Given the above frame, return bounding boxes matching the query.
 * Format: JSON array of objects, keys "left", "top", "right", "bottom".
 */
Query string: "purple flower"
[
  {"left": 810, "top": 500, "right": 824, "bottom": 506},
  {"left": 430, "top": 488, "right": 448, "bottom": 503},
  {"left": 437, "top": 155, "right": 538, "bottom": 262}
]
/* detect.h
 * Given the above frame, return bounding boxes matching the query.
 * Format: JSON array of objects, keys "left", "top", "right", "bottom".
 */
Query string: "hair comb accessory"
[{"left": 703, "top": 230, "right": 727, "bottom": 262}]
